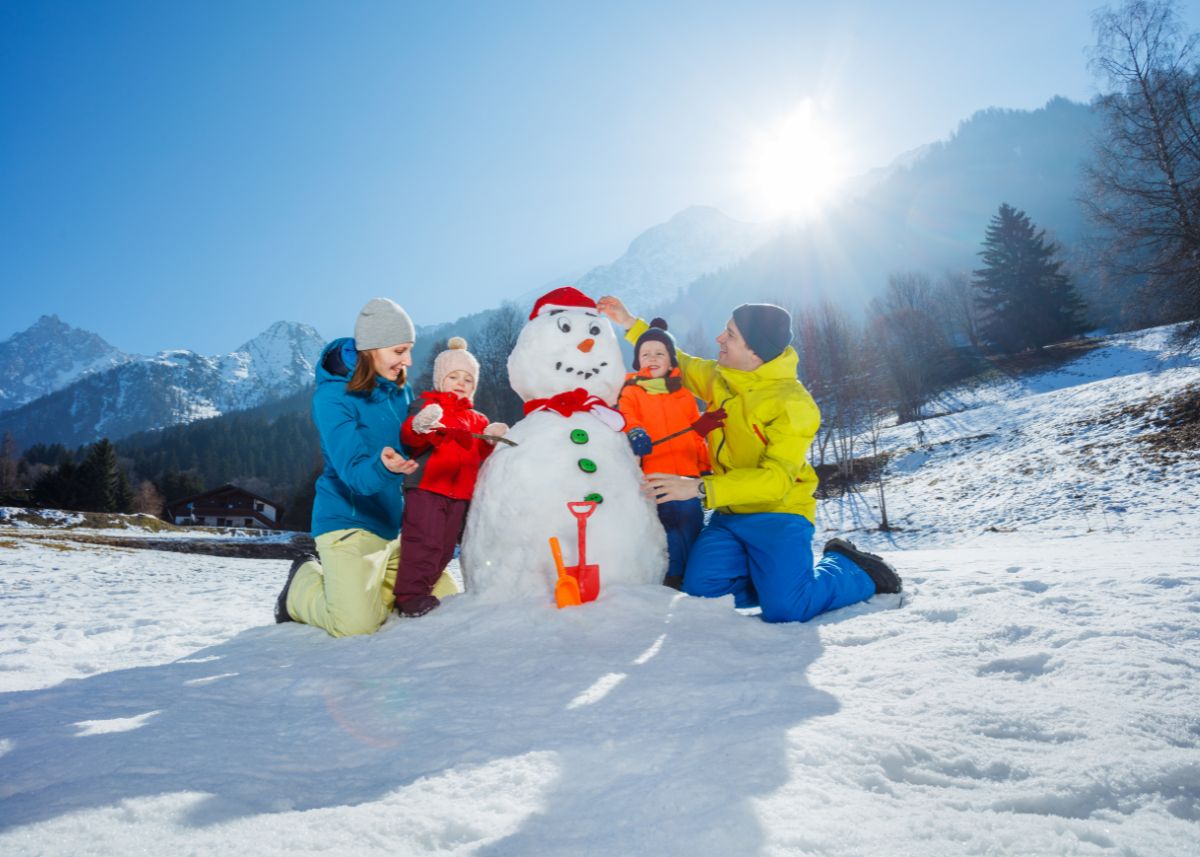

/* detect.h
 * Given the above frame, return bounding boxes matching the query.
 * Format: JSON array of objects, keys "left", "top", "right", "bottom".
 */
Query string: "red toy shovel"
[{"left": 564, "top": 501, "right": 600, "bottom": 603}]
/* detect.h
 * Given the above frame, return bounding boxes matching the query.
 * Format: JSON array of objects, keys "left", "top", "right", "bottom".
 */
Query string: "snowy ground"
[{"left": 1, "top": 326, "right": 1198, "bottom": 856}]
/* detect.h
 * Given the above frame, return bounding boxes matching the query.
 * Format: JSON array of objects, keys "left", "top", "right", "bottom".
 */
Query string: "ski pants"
[
  {"left": 657, "top": 497, "right": 704, "bottom": 581},
  {"left": 394, "top": 488, "right": 469, "bottom": 603},
  {"left": 287, "top": 528, "right": 458, "bottom": 638},
  {"left": 683, "top": 512, "right": 876, "bottom": 623}
]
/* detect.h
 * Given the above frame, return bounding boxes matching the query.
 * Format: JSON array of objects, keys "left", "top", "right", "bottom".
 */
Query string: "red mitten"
[{"left": 691, "top": 407, "right": 727, "bottom": 438}]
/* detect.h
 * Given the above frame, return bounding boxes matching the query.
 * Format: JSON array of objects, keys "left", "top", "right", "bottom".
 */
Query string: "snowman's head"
[{"left": 507, "top": 287, "right": 626, "bottom": 404}]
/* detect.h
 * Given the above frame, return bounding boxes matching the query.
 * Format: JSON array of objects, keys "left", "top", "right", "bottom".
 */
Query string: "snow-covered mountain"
[
  {"left": 0, "top": 321, "right": 325, "bottom": 448},
  {"left": 0, "top": 315, "right": 131, "bottom": 413},
  {"left": 0, "top": 323, "right": 1197, "bottom": 855},
  {"left": 217, "top": 321, "right": 327, "bottom": 408},
  {"left": 536, "top": 205, "right": 778, "bottom": 310},
  {"left": 412, "top": 206, "right": 778, "bottom": 373}
]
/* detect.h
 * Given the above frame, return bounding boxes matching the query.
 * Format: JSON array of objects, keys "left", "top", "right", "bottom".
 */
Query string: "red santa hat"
[{"left": 529, "top": 286, "right": 597, "bottom": 320}]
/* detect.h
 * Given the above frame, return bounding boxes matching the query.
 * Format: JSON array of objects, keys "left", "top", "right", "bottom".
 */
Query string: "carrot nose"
[{"left": 577, "top": 338, "right": 595, "bottom": 353}]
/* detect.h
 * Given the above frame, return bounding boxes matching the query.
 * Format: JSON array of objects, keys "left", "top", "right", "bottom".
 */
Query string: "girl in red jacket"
[
  {"left": 394, "top": 338, "right": 508, "bottom": 616},
  {"left": 618, "top": 319, "right": 714, "bottom": 587}
]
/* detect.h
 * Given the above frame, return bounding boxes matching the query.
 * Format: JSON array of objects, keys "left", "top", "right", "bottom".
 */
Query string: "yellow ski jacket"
[{"left": 626, "top": 318, "right": 820, "bottom": 522}]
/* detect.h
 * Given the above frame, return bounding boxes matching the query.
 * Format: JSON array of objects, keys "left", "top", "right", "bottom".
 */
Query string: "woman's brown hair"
[{"left": 346, "top": 351, "right": 407, "bottom": 394}]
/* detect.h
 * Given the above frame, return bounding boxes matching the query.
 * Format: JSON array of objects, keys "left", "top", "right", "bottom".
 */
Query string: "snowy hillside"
[
  {"left": 822, "top": 324, "right": 1200, "bottom": 543},
  {"left": 0, "top": 325, "right": 1197, "bottom": 856},
  {"left": 0, "top": 320, "right": 325, "bottom": 447}
]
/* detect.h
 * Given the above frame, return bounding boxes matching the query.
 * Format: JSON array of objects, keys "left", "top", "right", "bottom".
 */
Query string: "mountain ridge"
[{"left": 0, "top": 321, "right": 324, "bottom": 448}]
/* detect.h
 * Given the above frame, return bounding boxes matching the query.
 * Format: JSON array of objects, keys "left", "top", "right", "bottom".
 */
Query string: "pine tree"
[
  {"left": 76, "top": 439, "right": 123, "bottom": 512},
  {"left": 159, "top": 469, "right": 205, "bottom": 504},
  {"left": 0, "top": 431, "right": 19, "bottom": 493},
  {"left": 114, "top": 465, "right": 134, "bottom": 513},
  {"left": 973, "top": 203, "right": 1088, "bottom": 353},
  {"left": 33, "top": 460, "right": 79, "bottom": 509}
]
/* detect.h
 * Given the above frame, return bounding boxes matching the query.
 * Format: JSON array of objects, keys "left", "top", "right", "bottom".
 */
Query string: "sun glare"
[{"left": 745, "top": 100, "right": 849, "bottom": 219}]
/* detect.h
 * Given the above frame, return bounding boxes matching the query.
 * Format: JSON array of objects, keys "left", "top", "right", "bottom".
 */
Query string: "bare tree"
[
  {"left": 867, "top": 272, "right": 954, "bottom": 423},
  {"left": 810, "top": 301, "right": 870, "bottom": 481},
  {"left": 1086, "top": 0, "right": 1200, "bottom": 328},
  {"left": 412, "top": 337, "right": 448, "bottom": 396},
  {"left": 133, "top": 480, "right": 165, "bottom": 516},
  {"left": 933, "top": 270, "right": 981, "bottom": 347}
]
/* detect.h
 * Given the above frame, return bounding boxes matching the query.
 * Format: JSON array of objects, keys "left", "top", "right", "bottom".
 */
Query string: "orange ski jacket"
[{"left": 617, "top": 368, "right": 710, "bottom": 478}]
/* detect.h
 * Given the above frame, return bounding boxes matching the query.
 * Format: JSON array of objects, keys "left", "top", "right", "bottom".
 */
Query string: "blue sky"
[{"left": 3, "top": 0, "right": 1193, "bottom": 355}]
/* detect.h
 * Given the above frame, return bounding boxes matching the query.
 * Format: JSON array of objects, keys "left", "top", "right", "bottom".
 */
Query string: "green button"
[
  {"left": 570, "top": 429, "right": 589, "bottom": 444},
  {"left": 577, "top": 458, "right": 597, "bottom": 473},
  {"left": 584, "top": 492, "right": 603, "bottom": 504}
]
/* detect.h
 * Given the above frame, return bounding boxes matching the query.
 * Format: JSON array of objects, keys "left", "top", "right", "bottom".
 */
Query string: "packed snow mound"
[
  {"left": 462, "top": 410, "right": 667, "bottom": 600},
  {"left": 464, "top": 298, "right": 667, "bottom": 600}
]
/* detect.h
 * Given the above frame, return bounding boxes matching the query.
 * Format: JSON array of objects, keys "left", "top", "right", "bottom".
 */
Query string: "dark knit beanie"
[
  {"left": 632, "top": 318, "right": 679, "bottom": 370},
  {"left": 731, "top": 303, "right": 792, "bottom": 363}
]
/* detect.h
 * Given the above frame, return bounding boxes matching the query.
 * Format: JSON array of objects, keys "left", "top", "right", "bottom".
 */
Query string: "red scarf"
[{"left": 523, "top": 387, "right": 625, "bottom": 431}]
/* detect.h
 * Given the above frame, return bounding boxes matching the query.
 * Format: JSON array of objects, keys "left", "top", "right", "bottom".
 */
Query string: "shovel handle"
[
  {"left": 549, "top": 537, "right": 581, "bottom": 608},
  {"left": 549, "top": 537, "right": 567, "bottom": 576}
]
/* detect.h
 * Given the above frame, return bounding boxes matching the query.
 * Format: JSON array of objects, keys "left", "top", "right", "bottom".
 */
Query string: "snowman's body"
[{"left": 461, "top": 292, "right": 667, "bottom": 602}]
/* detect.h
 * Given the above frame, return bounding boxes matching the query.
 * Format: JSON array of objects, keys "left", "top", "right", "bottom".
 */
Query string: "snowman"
[{"left": 460, "top": 286, "right": 667, "bottom": 602}]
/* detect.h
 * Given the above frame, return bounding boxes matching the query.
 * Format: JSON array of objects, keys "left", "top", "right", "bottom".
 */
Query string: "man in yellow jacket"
[{"left": 598, "top": 296, "right": 901, "bottom": 623}]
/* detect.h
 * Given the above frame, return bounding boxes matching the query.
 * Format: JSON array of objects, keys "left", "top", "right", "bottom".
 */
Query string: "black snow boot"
[
  {"left": 663, "top": 575, "right": 684, "bottom": 591},
  {"left": 397, "top": 594, "right": 441, "bottom": 618},
  {"left": 275, "top": 553, "right": 316, "bottom": 623},
  {"left": 823, "top": 538, "right": 902, "bottom": 595}
]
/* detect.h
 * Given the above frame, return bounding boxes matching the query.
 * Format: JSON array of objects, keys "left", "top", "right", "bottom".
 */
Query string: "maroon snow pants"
[{"left": 394, "top": 487, "right": 468, "bottom": 602}]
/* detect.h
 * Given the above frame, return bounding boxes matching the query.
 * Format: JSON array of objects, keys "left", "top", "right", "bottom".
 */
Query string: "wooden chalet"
[{"left": 165, "top": 484, "right": 285, "bottom": 530}]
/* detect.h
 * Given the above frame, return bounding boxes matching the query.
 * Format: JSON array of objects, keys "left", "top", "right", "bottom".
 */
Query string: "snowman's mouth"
[{"left": 554, "top": 360, "right": 609, "bottom": 381}]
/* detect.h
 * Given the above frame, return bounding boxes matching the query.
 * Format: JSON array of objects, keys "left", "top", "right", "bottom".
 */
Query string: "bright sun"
[{"left": 745, "top": 100, "right": 849, "bottom": 219}]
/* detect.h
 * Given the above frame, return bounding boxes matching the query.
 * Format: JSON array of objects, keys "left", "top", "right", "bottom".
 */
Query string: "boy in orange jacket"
[{"left": 618, "top": 319, "right": 717, "bottom": 587}]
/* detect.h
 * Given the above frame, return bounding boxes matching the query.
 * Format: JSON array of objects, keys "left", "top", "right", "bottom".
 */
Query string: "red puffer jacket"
[{"left": 400, "top": 391, "right": 495, "bottom": 500}]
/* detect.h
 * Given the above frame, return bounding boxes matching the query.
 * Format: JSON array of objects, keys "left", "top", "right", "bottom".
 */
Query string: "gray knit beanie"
[
  {"left": 732, "top": 303, "right": 792, "bottom": 363},
  {"left": 354, "top": 298, "right": 415, "bottom": 350}
]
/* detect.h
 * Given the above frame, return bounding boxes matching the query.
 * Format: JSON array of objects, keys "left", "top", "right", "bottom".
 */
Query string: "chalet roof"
[{"left": 165, "top": 483, "right": 283, "bottom": 512}]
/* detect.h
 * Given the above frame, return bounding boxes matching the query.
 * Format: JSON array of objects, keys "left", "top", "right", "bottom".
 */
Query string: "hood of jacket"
[{"left": 316, "top": 337, "right": 406, "bottom": 400}]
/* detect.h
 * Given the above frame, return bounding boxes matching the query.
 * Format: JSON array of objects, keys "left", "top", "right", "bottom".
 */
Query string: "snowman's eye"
[
  {"left": 588, "top": 323, "right": 601, "bottom": 336},
  {"left": 556, "top": 317, "right": 572, "bottom": 334}
]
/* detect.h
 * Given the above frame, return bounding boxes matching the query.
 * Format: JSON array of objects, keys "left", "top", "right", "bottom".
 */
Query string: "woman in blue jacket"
[{"left": 275, "top": 297, "right": 451, "bottom": 637}]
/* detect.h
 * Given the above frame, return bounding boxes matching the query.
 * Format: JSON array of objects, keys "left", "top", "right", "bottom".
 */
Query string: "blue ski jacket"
[{"left": 311, "top": 338, "right": 413, "bottom": 540}]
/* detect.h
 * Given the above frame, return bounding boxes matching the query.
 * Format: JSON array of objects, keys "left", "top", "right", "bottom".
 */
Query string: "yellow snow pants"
[{"left": 287, "top": 528, "right": 459, "bottom": 638}]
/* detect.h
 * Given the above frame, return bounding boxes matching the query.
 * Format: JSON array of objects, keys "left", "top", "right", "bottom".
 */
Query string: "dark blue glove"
[{"left": 627, "top": 427, "right": 652, "bottom": 456}]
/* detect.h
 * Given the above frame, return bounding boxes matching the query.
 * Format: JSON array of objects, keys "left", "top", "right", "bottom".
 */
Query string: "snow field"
[
  {"left": 1, "top": 530, "right": 1198, "bottom": 855},
  {"left": 1, "top": 323, "right": 1198, "bottom": 855}
]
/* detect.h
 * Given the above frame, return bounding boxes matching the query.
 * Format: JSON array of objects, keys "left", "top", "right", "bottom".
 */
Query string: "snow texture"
[{"left": 0, "top": 324, "right": 1198, "bottom": 855}]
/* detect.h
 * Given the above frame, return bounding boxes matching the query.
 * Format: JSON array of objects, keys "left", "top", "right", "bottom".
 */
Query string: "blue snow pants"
[
  {"left": 657, "top": 498, "right": 705, "bottom": 581},
  {"left": 682, "top": 512, "right": 876, "bottom": 623}
]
